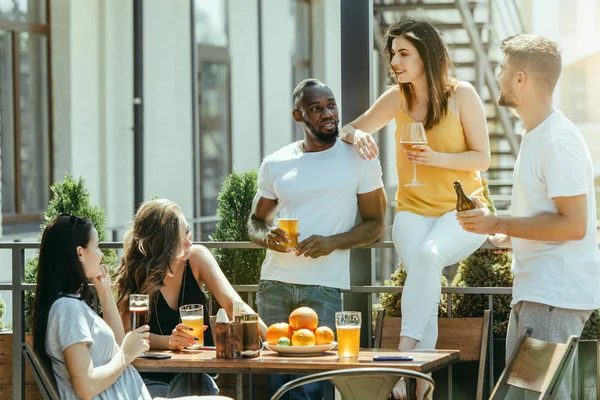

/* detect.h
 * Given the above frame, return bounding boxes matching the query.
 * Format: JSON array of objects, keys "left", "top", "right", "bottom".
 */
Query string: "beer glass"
[
  {"left": 179, "top": 304, "right": 204, "bottom": 349},
  {"left": 129, "top": 294, "right": 149, "bottom": 357},
  {"left": 335, "top": 311, "right": 361, "bottom": 360},
  {"left": 277, "top": 210, "right": 299, "bottom": 249},
  {"left": 129, "top": 294, "right": 149, "bottom": 330},
  {"left": 400, "top": 123, "right": 427, "bottom": 187}
]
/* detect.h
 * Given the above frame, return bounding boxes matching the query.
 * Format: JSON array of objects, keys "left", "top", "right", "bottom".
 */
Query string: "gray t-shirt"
[{"left": 46, "top": 296, "right": 152, "bottom": 400}]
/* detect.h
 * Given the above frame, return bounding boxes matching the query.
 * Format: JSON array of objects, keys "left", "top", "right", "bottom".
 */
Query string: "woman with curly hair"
[{"left": 114, "top": 199, "right": 266, "bottom": 398}]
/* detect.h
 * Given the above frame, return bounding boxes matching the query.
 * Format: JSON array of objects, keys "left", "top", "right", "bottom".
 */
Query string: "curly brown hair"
[{"left": 113, "top": 199, "right": 185, "bottom": 313}]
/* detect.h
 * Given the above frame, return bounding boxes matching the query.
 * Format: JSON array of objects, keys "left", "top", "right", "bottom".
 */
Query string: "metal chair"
[
  {"left": 22, "top": 343, "right": 60, "bottom": 400},
  {"left": 489, "top": 328, "right": 579, "bottom": 399},
  {"left": 270, "top": 367, "right": 435, "bottom": 400},
  {"left": 374, "top": 309, "right": 491, "bottom": 400}
]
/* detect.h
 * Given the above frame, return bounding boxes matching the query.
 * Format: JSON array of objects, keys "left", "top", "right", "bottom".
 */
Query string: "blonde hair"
[
  {"left": 500, "top": 34, "right": 562, "bottom": 93},
  {"left": 113, "top": 199, "right": 185, "bottom": 313}
]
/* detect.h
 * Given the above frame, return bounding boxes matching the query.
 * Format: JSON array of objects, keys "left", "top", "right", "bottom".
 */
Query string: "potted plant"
[
  {"left": 210, "top": 169, "right": 266, "bottom": 286},
  {"left": 207, "top": 169, "right": 270, "bottom": 398}
]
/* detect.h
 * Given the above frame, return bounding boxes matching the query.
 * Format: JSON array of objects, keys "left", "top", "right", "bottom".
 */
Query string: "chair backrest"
[
  {"left": 22, "top": 343, "right": 60, "bottom": 400},
  {"left": 271, "top": 367, "right": 435, "bottom": 400},
  {"left": 374, "top": 309, "right": 491, "bottom": 362},
  {"left": 490, "top": 328, "right": 580, "bottom": 399}
]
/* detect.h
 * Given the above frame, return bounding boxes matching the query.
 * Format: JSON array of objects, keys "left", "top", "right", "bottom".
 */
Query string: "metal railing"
[
  {"left": 107, "top": 214, "right": 219, "bottom": 242},
  {"left": 1, "top": 240, "right": 509, "bottom": 399},
  {"left": 456, "top": 0, "right": 522, "bottom": 158}
]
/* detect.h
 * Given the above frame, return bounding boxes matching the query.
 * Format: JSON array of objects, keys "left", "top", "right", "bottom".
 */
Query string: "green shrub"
[
  {"left": 582, "top": 310, "right": 600, "bottom": 340},
  {"left": 379, "top": 267, "right": 448, "bottom": 318},
  {"left": 0, "top": 297, "right": 5, "bottom": 330},
  {"left": 24, "top": 174, "right": 118, "bottom": 331},
  {"left": 481, "top": 178, "right": 496, "bottom": 214},
  {"left": 210, "top": 170, "right": 266, "bottom": 285},
  {"left": 451, "top": 249, "right": 513, "bottom": 337}
]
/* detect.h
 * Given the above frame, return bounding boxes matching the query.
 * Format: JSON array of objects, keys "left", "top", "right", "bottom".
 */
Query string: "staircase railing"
[{"left": 456, "top": 0, "right": 521, "bottom": 158}]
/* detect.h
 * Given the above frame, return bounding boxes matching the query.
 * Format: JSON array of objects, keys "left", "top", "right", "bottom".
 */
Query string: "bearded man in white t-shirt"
[
  {"left": 456, "top": 34, "right": 600, "bottom": 399},
  {"left": 248, "top": 78, "right": 387, "bottom": 399}
]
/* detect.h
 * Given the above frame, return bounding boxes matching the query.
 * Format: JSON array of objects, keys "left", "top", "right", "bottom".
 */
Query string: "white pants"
[{"left": 392, "top": 210, "right": 487, "bottom": 348}]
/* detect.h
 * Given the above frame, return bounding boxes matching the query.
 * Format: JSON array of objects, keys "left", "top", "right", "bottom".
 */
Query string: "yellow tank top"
[{"left": 394, "top": 93, "right": 486, "bottom": 216}]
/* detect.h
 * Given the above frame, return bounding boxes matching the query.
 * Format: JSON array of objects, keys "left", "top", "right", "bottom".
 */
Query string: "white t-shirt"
[
  {"left": 511, "top": 110, "right": 600, "bottom": 310},
  {"left": 257, "top": 139, "right": 384, "bottom": 289},
  {"left": 46, "top": 296, "right": 152, "bottom": 400}
]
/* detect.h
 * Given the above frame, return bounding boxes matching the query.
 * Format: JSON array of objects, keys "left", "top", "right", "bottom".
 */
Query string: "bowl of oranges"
[{"left": 264, "top": 307, "right": 337, "bottom": 356}]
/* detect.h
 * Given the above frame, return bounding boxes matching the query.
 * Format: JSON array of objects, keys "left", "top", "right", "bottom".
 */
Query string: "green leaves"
[
  {"left": 451, "top": 249, "right": 513, "bottom": 337},
  {"left": 379, "top": 266, "right": 448, "bottom": 318},
  {"left": 0, "top": 298, "right": 4, "bottom": 330},
  {"left": 210, "top": 169, "right": 266, "bottom": 285}
]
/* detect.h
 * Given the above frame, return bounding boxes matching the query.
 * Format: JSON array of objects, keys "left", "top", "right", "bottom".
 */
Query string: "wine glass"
[{"left": 400, "top": 123, "right": 427, "bottom": 187}]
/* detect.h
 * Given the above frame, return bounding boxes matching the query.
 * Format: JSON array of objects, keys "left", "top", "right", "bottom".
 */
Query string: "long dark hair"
[
  {"left": 113, "top": 199, "right": 184, "bottom": 314},
  {"left": 382, "top": 17, "right": 455, "bottom": 130},
  {"left": 32, "top": 215, "right": 94, "bottom": 366}
]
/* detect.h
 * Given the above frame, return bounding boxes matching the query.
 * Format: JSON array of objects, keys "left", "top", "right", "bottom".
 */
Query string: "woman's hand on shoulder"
[
  {"left": 341, "top": 86, "right": 399, "bottom": 159},
  {"left": 353, "top": 130, "right": 379, "bottom": 160}
]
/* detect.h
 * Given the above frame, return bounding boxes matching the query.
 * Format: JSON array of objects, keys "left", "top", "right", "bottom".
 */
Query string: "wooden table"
[{"left": 133, "top": 348, "right": 459, "bottom": 399}]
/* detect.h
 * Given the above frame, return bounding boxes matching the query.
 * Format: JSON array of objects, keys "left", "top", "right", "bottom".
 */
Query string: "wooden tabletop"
[{"left": 132, "top": 348, "right": 459, "bottom": 375}]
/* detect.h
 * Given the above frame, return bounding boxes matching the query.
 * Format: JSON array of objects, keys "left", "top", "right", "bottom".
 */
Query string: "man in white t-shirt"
[
  {"left": 457, "top": 34, "right": 600, "bottom": 399},
  {"left": 248, "top": 78, "right": 386, "bottom": 399}
]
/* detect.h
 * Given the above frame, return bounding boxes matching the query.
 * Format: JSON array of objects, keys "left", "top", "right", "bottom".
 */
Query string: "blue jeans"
[
  {"left": 256, "top": 280, "right": 343, "bottom": 400},
  {"left": 143, "top": 373, "right": 219, "bottom": 398}
]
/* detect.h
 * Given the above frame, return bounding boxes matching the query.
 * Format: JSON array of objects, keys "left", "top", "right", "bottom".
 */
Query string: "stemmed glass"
[{"left": 400, "top": 123, "right": 428, "bottom": 187}]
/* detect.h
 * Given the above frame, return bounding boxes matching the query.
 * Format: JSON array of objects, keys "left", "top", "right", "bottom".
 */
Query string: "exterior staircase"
[{"left": 373, "top": 0, "right": 525, "bottom": 214}]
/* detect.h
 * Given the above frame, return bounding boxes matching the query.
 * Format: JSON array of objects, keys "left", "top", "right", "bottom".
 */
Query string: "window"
[
  {"left": 292, "top": 0, "right": 312, "bottom": 141},
  {"left": 192, "top": 0, "right": 231, "bottom": 239},
  {"left": 0, "top": 0, "right": 51, "bottom": 224}
]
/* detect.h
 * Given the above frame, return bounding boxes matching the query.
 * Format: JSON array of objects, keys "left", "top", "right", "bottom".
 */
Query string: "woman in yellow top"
[{"left": 341, "top": 18, "right": 490, "bottom": 400}]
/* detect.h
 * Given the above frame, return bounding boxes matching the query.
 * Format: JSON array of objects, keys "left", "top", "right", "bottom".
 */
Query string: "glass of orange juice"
[
  {"left": 179, "top": 304, "right": 204, "bottom": 349},
  {"left": 277, "top": 210, "right": 299, "bottom": 249},
  {"left": 335, "top": 311, "right": 361, "bottom": 360}
]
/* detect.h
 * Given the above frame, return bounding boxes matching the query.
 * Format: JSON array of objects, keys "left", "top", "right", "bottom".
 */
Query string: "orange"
[
  {"left": 289, "top": 307, "right": 319, "bottom": 331},
  {"left": 266, "top": 323, "right": 293, "bottom": 344},
  {"left": 314, "top": 326, "right": 335, "bottom": 345},
  {"left": 291, "top": 329, "right": 316, "bottom": 346}
]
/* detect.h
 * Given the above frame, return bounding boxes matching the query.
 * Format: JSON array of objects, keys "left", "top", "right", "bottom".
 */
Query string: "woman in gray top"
[{"left": 32, "top": 215, "right": 152, "bottom": 400}]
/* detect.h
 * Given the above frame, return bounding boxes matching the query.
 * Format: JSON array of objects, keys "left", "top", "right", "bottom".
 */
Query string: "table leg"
[
  {"left": 237, "top": 373, "right": 244, "bottom": 400},
  {"left": 324, "top": 381, "right": 335, "bottom": 400},
  {"left": 249, "top": 372, "right": 253, "bottom": 400},
  {"left": 406, "top": 378, "right": 414, "bottom": 400}
]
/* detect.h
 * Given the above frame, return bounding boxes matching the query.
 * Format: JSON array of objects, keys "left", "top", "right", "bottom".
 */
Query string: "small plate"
[{"left": 264, "top": 341, "right": 337, "bottom": 357}]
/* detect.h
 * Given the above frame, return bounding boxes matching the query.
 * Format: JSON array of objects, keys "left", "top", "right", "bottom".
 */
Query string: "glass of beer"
[
  {"left": 335, "top": 311, "right": 361, "bottom": 360},
  {"left": 277, "top": 210, "right": 299, "bottom": 249},
  {"left": 400, "top": 122, "right": 427, "bottom": 187},
  {"left": 129, "top": 294, "right": 149, "bottom": 330},
  {"left": 179, "top": 304, "right": 204, "bottom": 349}
]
